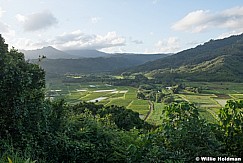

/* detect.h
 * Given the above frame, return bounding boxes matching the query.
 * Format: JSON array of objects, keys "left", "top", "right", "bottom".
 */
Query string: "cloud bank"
[
  {"left": 155, "top": 37, "right": 180, "bottom": 53},
  {"left": 132, "top": 40, "right": 143, "bottom": 44},
  {"left": 52, "top": 30, "right": 125, "bottom": 50},
  {"left": 16, "top": 10, "right": 57, "bottom": 31},
  {"left": 172, "top": 6, "right": 243, "bottom": 33},
  {"left": 0, "top": 22, "right": 15, "bottom": 38},
  {"left": 0, "top": 7, "right": 5, "bottom": 18}
]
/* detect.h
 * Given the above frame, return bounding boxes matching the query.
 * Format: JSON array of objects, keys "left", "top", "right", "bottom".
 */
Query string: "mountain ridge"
[
  {"left": 129, "top": 34, "right": 243, "bottom": 82},
  {"left": 131, "top": 34, "right": 243, "bottom": 72},
  {"left": 20, "top": 46, "right": 77, "bottom": 59},
  {"left": 21, "top": 46, "right": 170, "bottom": 59}
]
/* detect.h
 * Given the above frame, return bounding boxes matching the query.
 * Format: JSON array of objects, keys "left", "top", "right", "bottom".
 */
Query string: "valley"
[
  {"left": 2, "top": 1, "right": 243, "bottom": 161},
  {"left": 46, "top": 75, "right": 243, "bottom": 125}
]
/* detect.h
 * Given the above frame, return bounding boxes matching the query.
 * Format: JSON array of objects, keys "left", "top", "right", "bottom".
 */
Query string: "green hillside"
[
  {"left": 34, "top": 54, "right": 168, "bottom": 74},
  {"left": 149, "top": 55, "right": 243, "bottom": 82},
  {"left": 129, "top": 34, "right": 243, "bottom": 81}
]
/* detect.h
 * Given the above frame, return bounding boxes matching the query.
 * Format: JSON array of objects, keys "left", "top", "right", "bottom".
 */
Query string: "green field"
[
  {"left": 147, "top": 103, "right": 164, "bottom": 125},
  {"left": 46, "top": 81, "right": 243, "bottom": 123},
  {"left": 46, "top": 82, "right": 150, "bottom": 119}
]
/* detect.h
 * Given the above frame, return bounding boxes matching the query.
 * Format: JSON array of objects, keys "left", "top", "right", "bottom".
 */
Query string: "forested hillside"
[
  {"left": 32, "top": 54, "right": 168, "bottom": 74},
  {"left": 130, "top": 34, "right": 243, "bottom": 82}
]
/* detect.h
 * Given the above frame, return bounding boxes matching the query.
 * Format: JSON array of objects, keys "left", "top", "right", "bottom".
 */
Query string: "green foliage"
[
  {"left": 6, "top": 157, "right": 37, "bottom": 163},
  {"left": 156, "top": 92, "right": 165, "bottom": 103},
  {"left": 163, "top": 95, "right": 174, "bottom": 104},
  {"left": 218, "top": 100, "right": 243, "bottom": 156},
  {"left": 70, "top": 101, "right": 150, "bottom": 130},
  {"left": 99, "top": 105, "right": 151, "bottom": 130},
  {"left": 185, "top": 86, "right": 201, "bottom": 93},
  {"left": 171, "top": 85, "right": 180, "bottom": 94},
  {"left": 49, "top": 111, "right": 124, "bottom": 162},
  {"left": 137, "top": 91, "right": 145, "bottom": 99},
  {"left": 0, "top": 35, "right": 45, "bottom": 147},
  {"left": 0, "top": 140, "right": 39, "bottom": 163},
  {"left": 137, "top": 84, "right": 165, "bottom": 102},
  {"left": 160, "top": 102, "right": 221, "bottom": 161}
]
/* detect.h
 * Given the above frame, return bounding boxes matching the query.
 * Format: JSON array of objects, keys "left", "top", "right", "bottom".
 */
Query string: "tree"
[
  {"left": 162, "top": 95, "right": 174, "bottom": 104},
  {"left": 0, "top": 35, "right": 45, "bottom": 147},
  {"left": 134, "top": 74, "right": 148, "bottom": 81},
  {"left": 160, "top": 102, "right": 221, "bottom": 161},
  {"left": 218, "top": 100, "right": 243, "bottom": 156},
  {"left": 121, "top": 72, "right": 131, "bottom": 78},
  {"left": 171, "top": 85, "right": 180, "bottom": 94},
  {"left": 156, "top": 92, "right": 165, "bottom": 103},
  {"left": 137, "top": 92, "right": 145, "bottom": 99}
]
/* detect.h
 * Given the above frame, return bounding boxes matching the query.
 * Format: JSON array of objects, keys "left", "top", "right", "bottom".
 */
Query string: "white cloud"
[
  {"left": 16, "top": 14, "right": 26, "bottom": 22},
  {"left": 16, "top": 10, "right": 57, "bottom": 31},
  {"left": 91, "top": 17, "right": 101, "bottom": 24},
  {"left": 52, "top": 30, "right": 125, "bottom": 50},
  {"left": 172, "top": 6, "right": 243, "bottom": 33},
  {"left": 131, "top": 40, "right": 143, "bottom": 44},
  {"left": 154, "top": 37, "right": 180, "bottom": 53},
  {"left": 0, "top": 22, "right": 15, "bottom": 38},
  {"left": 129, "top": 37, "right": 143, "bottom": 44},
  {"left": 216, "top": 30, "right": 243, "bottom": 39},
  {"left": 100, "top": 47, "right": 126, "bottom": 53},
  {"left": 0, "top": 22, "right": 9, "bottom": 33},
  {"left": 152, "top": 0, "right": 160, "bottom": 4},
  {"left": 9, "top": 30, "right": 125, "bottom": 50},
  {"left": 0, "top": 7, "right": 6, "bottom": 18},
  {"left": 149, "top": 32, "right": 154, "bottom": 36},
  {"left": 12, "top": 38, "right": 46, "bottom": 50}
]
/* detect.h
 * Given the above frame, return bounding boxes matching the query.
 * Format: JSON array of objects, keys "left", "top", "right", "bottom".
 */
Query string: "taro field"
[
  {"left": 46, "top": 82, "right": 150, "bottom": 119},
  {"left": 176, "top": 82, "right": 243, "bottom": 123},
  {"left": 147, "top": 82, "right": 243, "bottom": 124},
  {"left": 46, "top": 81, "right": 243, "bottom": 123}
]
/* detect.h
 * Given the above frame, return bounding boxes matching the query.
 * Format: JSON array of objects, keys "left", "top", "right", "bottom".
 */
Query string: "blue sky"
[{"left": 1, "top": 0, "right": 243, "bottom": 54}]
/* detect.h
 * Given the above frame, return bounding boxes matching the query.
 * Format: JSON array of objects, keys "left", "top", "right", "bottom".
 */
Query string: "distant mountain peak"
[
  {"left": 21, "top": 46, "right": 75, "bottom": 59},
  {"left": 42, "top": 46, "right": 56, "bottom": 49}
]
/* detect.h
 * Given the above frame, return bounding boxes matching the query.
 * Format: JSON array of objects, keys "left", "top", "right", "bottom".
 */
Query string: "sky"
[{"left": 1, "top": 0, "right": 243, "bottom": 54}]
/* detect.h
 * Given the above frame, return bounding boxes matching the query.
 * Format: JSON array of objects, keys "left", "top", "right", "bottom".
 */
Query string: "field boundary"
[{"left": 144, "top": 101, "right": 153, "bottom": 121}]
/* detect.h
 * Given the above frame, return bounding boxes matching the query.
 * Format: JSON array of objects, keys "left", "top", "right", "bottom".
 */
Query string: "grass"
[
  {"left": 81, "top": 92, "right": 109, "bottom": 101},
  {"left": 107, "top": 99, "right": 132, "bottom": 107},
  {"left": 179, "top": 94, "right": 220, "bottom": 108},
  {"left": 185, "top": 82, "right": 243, "bottom": 94},
  {"left": 147, "top": 103, "right": 164, "bottom": 125},
  {"left": 230, "top": 94, "right": 243, "bottom": 99},
  {"left": 198, "top": 108, "right": 219, "bottom": 124},
  {"left": 127, "top": 100, "right": 150, "bottom": 116},
  {"left": 214, "top": 99, "right": 228, "bottom": 107},
  {"left": 130, "top": 100, "right": 149, "bottom": 105},
  {"left": 109, "top": 93, "right": 125, "bottom": 98},
  {"left": 127, "top": 105, "right": 149, "bottom": 116}
]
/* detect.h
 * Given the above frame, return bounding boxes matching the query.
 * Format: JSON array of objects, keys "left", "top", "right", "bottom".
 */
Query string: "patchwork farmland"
[
  {"left": 46, "top": 82, "right": 150, "bottom": 119},
  {"left": 46, "top": 81, "right": 243, "bottom": 123}
]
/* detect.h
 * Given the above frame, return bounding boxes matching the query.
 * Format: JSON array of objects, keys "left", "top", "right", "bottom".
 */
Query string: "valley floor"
[{"left": 46, "top": 80, "right": 243, "bottom": 125}]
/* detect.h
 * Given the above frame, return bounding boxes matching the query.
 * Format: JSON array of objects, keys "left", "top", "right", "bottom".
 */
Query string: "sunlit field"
[
  {"left": 46, "top": 80, "right": 243, "bottom": 123},
  {"left": 46, "top": 82, "right": 150, "bottom": 119}
]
